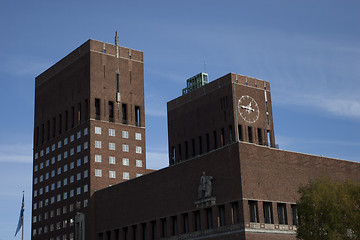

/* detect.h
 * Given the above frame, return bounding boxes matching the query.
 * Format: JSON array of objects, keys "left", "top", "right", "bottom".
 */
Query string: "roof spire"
[{"left": 115, "top": 31, "right": 119, "bottom": 58}]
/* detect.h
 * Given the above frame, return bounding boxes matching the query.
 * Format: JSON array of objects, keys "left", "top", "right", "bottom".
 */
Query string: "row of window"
[
  {"left": 98, "top": 201, "right": 240, "bottom": 240},
  {"left": 35, "top": 128, "right": 89, "bottom": 160},
  {"left": 248, "top": 200, "right": 298, "bottom": 226},
  {"left": 94, "top": 140, "right": 143, "bottom": 153},
  {"left": 35, "top": 99, "right": 89, "bottom": 147},
  {"left": 94, "top": 155, "right": 142, "bottom": 167},
  {"left": 94, "top": 126, "right": 142, "bottom": 140},
  {"left": 94, "top": 169, "right": 142, "bottom": 179},
  {"left": 33, "top": 185, "right": 88, "bottom": 210},
  {"left": 34, "top": 156, "right": 88, "bottom": 185}
]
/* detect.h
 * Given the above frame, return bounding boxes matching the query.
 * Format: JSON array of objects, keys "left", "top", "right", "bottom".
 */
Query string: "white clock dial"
[{"left": 237, "top": 95, "right": 260, "bottom": 123}]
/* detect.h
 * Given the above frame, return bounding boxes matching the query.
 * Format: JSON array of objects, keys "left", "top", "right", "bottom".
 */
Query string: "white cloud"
[{"left": 0, "top": 144, "right": 32, "bottom": 163}]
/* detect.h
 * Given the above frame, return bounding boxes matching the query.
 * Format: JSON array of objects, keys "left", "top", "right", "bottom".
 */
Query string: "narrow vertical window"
[
  {"left": 185, "top": 141, "right": 189, "bottom": 159},
  {"left": 71, "top": 106, "right": 75, "bottom": 127},
  {"left": 53, "top": 117, "right": 56, "bottom": 138},
  {"left": 171, "top": 146, "right": 175, "bottom": 164},
  {"left": 122, "top": 103, "right": 127, "bottom": 124},
  {"left": 213, "top": 131, "right": 217, "bottom": 149},
  {"left": 238, "top": 124, "right": 243, "bottom": 141},
  {"left": 194, "top": 211, "right": 201, "bottom": 231},
  {"left": 267, "top": 130, "right": 271, "bottom": 147},
  {"left": 78, "top": 103, "right": 81, "bottom": 123},
  {"left": 192, "top": 138, "right": 195, "bottom": 157},
  {"left": 206, "top": 133, "right": 210, "bottom": 152},
  {"left": 198, "top": 136, "right": 202, "bottom": 154},
  {"left": 249, "top": 201, "right": 259, "bottom": 223},
  {"left": 85, "top": 99, "right": 89, "bottom": 120},
  {"left": 218, "top": 205, "right": 225, "bottom": 226},
  {"left": 108, "top": 101, "right": 114, "bottom": 122},
  {"left": 263, "top": 202, "right": 274, "bottom": 224},
  {"left": 258, "top": 128, "right": 263, "bottom": 145},
  {"left": 172, "top": 216, "right": 178, "bottom": 235},
  {"left": 248, "top": 126, "right": 253, "bottom": 143},
  {"left": 277, "top": 203, "right": 288, "bottom": 224},
  {"left": 161, "top": 218, "right": 167, "bottom": 238},
  {"left": 95, "top": 99, "right": 100, "bottom": 120},
  {"left": 183, "top": 213, "right": 189, "bottom": 233},
  {"left": 65, "top": 110, "right": 68, "bottom": 130},
  {"left": 58, "top": 114, "right": 62, "bottom": 134},
  {"left": 231, "top": 202, "right": 239, "bottom": 224},
  {"left": 206, "top": 208, "right": 213, "bottom": 229},
  {"left": 291, "top": 204, "right": 298, "bottom": 226},
  {"left": 221, "top": 128, "right": 225, "bottom": 146},
  {"left": 35, "top": 127, "right": 39, "bottom": 147},
  {"left": 135, "top": 106, "right": 140, "bottom": 126},
  {"left": 47, "top": 120, "right": 50, "bottom": 140},
  {"left": 229, "top": 125, "right": 233, "bottom": 143},
  {"left": 151, "top": 221, "right": 156, "bottom": 240}
]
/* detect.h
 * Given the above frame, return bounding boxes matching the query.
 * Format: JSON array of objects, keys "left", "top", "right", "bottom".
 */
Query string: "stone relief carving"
[{"left": 197, "top": 172, "right": 214, "bottom": 199}]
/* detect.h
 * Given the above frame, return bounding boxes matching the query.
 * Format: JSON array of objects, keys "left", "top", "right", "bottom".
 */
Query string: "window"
[
  {"left": 257, "top": 128, "right": 263, "bottom": 145},
  {"left": 122, "top": 103, "right": 127, "bottom": 124},
  {"left": 220, "top": 128, "right": 225, "bottom": 146},
  {"left": 35, "top": 152, "right": 38, "bottom": 160},
  {"left": 248, "top": 126, "right": 253, "bottom": 143},
  {"left": 135, "top": 105, "right": 140, "bottom": 126},
  {"left": 57, "top": 154, "right": 62, "bottom": 161},
  {"left": 109, "top": 129, "right": 115, "bottom": 136},
  {"left": 51, "top": 183, "right": 55, "bottom": 190},
  {"left": 63, "top": 192, "right": 67, "bottom": 200},
  {"left": 194, "top": 211, "right": 201, "bottom": 231},
  {"left": 46, "top": 160, "right": 49, "bottom": 167},
  {"left": 77, "top": 158, "right": 81, "bottom": 166},
  {"left": 77, "top": 173, "right": 81, "bottom": 181},
  {"left": 84, "top": 185, "right": 88, "bottom": 193},
  {"left": 109, "top": 142, "right": 115, "bottom": 150},
  {"left": 238, "top": 125, "right": 243, "bottom": 141},
  {"left": 249, "top": 200, "right": 259, "bottom": 223},
  {"left": 183, "top": 213, "right": 189, "bottom": 233},
  {"left": 70, "top": 148, "right": 74, "bottom": 156},
  {"left": 95, "top": 141, "right": 101, "bottom": 149},
  {"left": 95, "top": 98, "right": 100, "bottom": 120},
  {"left": 277, "top": 203, "right": 288, "bottom": 224},
  {"left": 123, "top": 158, "right": 129, "bottom": 166},
  {"left": 84, "top": 155, "right": 88, "bottom": 164},
  {"left": 199, "top": 136, "right": 202, "bottom": 154},
  {"left": 122, "top": 131, "right": 129, "bottom": 138},
  {"left": 40, "top": 162, "right": 44, "bottom": 169},
  {"left": 84, "top": 141, "right": 88, "bottom": 149},
  {"left": 136, "top": 160, "right": 142, "bottom": 167},
  {"left": 136, "top": 173, "right": 143, "bottom": 177},
  {"left": 135, "top": 146, "right": 142, "bottom": 154},
  {"left": 109, "top": 156, "right": 116, "bottom": 164},
  {"left": 219, "top": 205, "right": 225, "bottom": 226},
  {"left": 206, "top": 208, "right": 213, "bottom": 229},
  {"left": 57, "top": 180, "right": 61, "bottom": 188},
  {"left": 84, "top": 127, "right": 88, "bottom": 136},
  {"left": 291, "top": 204, "right": 298, "bottom": 226},
  {"left": 172, "top": 216, "right": 178, "bottom": 235},
  {"left": 64, "top": 137, "right": 68, "bottom": 145},
  {"left": 213, "top": 131, "right": 217, "bottom": 149},
  {"left": 123, "top": 172, "right": 129, "bottom": 180},
  {"left": 109, "top": 101, "right": 114, "bottom": 122},
  {"left": 192, "top": 138, "right": 195, "bottom": 157},
  {"left": 64, "top": 151, "right": 68, "bottom": 159},
  {"left": 95, "top": 126, "right": 101, "bottom": 134},
  {"left": 84, "top": 170, "right": 88, "bottom": 178},
  {"left": 46, "top": 147, "right": 49, "bottom": 154},
  {"left": 77, "top": 145, "right": 81, "bottom": 153},
  {"left": 70, "top": 190, "right": 74, "bottom": 197},
  {"left": 57, "top": 194, "right": 61, "bottom": 202},
  {"left": 70, "top": 176, "right": 74, "bottom": 183},
  {"left": 57, "top": 167, "right": 61, "bottom": 175},
  {"left": 70, "top": 135, "right": 74, "bottom": 142},
  {"left": 135, "top": 133, "right": 141, "bottom": 140},
  {"left": 263, "top": 202, "right": 274, "bottom": 224},
  {"left": 70, "top": 162, "right": 74, "bottom": 169},
  {"left": 95, "top": 169, "right": 102, "bottom": 177},
  {"left": 63, "top": 178, "right": 68, "bottom": 186},
  {"left": 77, "top": 131, "right": 81, "bottom": 139},
  {"left": 45, "top": 172, "right": 49, "bottom": 179},
  {"left": 77, "top": 187, "right": 81, "bottom": 195},
  {"left": 63, "top": 164, "right": 68, "bottom": 172},
  {"left": 34, "top": 165, "right": 38, "bottom": 172},
  {"left": 58, "top": 141, "right": 62, "bottom": 148},
  {"left": 40, "top": 149, "right": 44, "bottom": 156},
  {"left": 95, "top": 155, "right": 102, "bottom": 162},
  {"left": 52, "top": 144, "right": 56, "bottom": 151},
  {"left": 109, "top": 171, "right": 116, "bottom": 178},
  {"left": 122, "top": 144, "right": 129, "bottom": 152}
]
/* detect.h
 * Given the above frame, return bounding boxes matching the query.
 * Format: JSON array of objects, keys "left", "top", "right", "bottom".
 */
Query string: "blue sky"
[{"left": 0, "top": 1, "right": 359, "bottom": 239}]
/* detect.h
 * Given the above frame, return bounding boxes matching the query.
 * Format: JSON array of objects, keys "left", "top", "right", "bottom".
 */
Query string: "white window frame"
[
  {"left": 135, "top": 133, "right": 142, "bottom": 140},
  {"left": 95, "top": 141, "right": 101, "bottom": 149},
  {"left": 122, "top": 158, "right": 129, "bottom": 166},
  {"left": 136, "top": 160, "right": 143, "bottom": 167},
  {"left": 95, "top": 169, "right": 102, "bottom": 177},
  {"left": 109, "top": 156, "right": 116, "bottom": 164},
  {"left": 122, "top": 144, "right": 129, "bottom": 152},
  {"left": 136, "top": 146, "right": 142, "bottom": 154},
  {"left": 123, "top": 172, "right": 130, "bottom": 180},
  {"left": 95, "top": 155, "right": 102, "bottom": 163},
  {"left": 95, "top": 127, "right": 101, "bottom": 135},
  {"left": 109, "top": 171, "right": 116, "bottom": 179},
  {"left": 122, "top": 131, "right": 129, "bottom": 138},
  {"left": 109, "top": 142, "right": 115, "bottom": 150},
  {"left": 109, "top": 129, "right": 115, "bottom": 137}
]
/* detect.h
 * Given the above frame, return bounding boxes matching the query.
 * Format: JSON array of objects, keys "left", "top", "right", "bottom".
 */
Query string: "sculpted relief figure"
[{"left": 198, "top": 172, "right": 214, "bottom": 199}]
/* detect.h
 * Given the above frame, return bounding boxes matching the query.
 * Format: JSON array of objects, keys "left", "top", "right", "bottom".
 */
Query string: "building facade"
[
  {"left": 32, "top": 38, "right": 360, "bottom": 240},
  {"left": 32, "top": 38, "right": 151, "bottom": 240}
]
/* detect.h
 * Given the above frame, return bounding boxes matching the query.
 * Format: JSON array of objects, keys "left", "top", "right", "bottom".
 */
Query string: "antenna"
[
  {"left": 115, "top": 31, "right": 119, "bottom": 58},
  {"left": 204, "top": 58, "right": 207, "bottom": 73}
]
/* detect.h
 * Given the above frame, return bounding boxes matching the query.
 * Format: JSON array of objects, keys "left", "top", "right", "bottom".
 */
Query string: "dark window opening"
[
  {"left": 123, "top": 227, "right": 128, "bottom": 240},
  {"left": 277, "top": 203, "right": 288, "bottom": 225},
  {"left": 35, "top": 127, "right": 39, "bottom": 147},
  {"left": 229, "top": 125, "right": 233, "bottom": 143},
  {"left": 41, "top": 124, "right": 44, "bottom": 144},
  {"left": 58, "top": 114, "right": 62, "bottom": 134},
  {"left": 192, "top": 138, "right": 195, "bottom": 157},
  {"left": 263, "top": 202, "right": 274, "bottom": 224},
  {"left": 85, "top": 99, "right": 89, "bottom": 120},
  {"left": 122, "top": 103, "right": 127, "bottom": 124},
  {"left": 78, "top": 103, "right": 81, "bottom": 123},
  {"left": 47, "top": 120, "right": 50, "bottom": 141},
  {"left": 115, "top": 229, "right": 119, "bottom": 240},
  {"left": 151, "top": 221, "right": 156, "bottom": 240},
  {"left": 106, "top": 231, "right": 111, "bottom": 240},
  {"left": 172, "top": 216, "right": 178, "bottom": 235},
  {"left": 53, "top": 117, "right": 56, "bottom": 138},
  {"left": 71, "top": 107, "right": 75, "bottom": 128},
  {"left": 178, "top": 144, "right": 182, "bottom": 161},
  {"left": 95, "top": 99, "right": 100, "bottom": 120},
  {"left": 142, "top": 223, "right": 146, "bottom": 240},
  {"left": 206, "top": 133, "right": 210, "bottom": 152},
  {"left": 258, "top": 128, "right": 263, "bottom": 145},
  {"left": 194, "top": 211, "right": 201, "bottom": 231},
  {"left": 231, "top": 202, "right": 239, "bottom": 224},
  {"left": 219, "top": 205, "right": 225, "bottom": 227},
  {"left": 221, "top": 128, "right": 225, "bottom": 146},
  {"left": 183, "top": 213, "right": 189, "bottom": 233},
  {"left": 109, "top": 101, "right": 114, "bottom": 122},
  {"left": 161, "top": 218, "right": 167, "bottom": 238},
  {"left": 291, "top": 204, "right": 298, "bottom": 226},
  {"left": 133, "top": 225, "right": 137, "bottom": 240},
  {"left": 198, "top": 136, "right": 202, "bottom": 155},
  {"left": 171, "top": 146, "right": 175, "bottom": 164},
  {"left": 267, "top": 130, "right": 271, "bottom": 147},
  {"left": 238, "top": 124, "right": 243, "bottom": 141},
  {"left": 185, "top": 141, "right": 189, "bottom": 159},
  {"left": 65, "top": 111, "right": 68, "bottom": 130},
  {"left": 135, "top": 106, "right": 140, "bottom": 126},
  {"left": 248, "top": 126, "right": 253, "bottom": 143},
  {"left": 213, "top": 131, "right": 217, "bottom": 149},
  {"left": 98, "top": 232, "right": 103, "bottom": 240},
  {"left": 249, "top": 201, "right": 259, "bottom": 223},
  {"left": 206, "top": 208, "right": 213, "bottom": 229}
]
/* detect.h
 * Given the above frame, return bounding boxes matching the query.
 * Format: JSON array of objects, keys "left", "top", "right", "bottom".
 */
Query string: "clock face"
[{"left": 237, "top": 95, "right": 260, "bottom": 123}]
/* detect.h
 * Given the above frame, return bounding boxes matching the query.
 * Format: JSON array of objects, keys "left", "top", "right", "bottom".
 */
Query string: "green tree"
[{"left": 296, "top": 177, "right": 360, "bottom": 240}]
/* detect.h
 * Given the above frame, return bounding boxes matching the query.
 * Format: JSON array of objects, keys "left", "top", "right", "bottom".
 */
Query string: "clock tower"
[{"left": 167, "top": 72, "right": 276, "bottom": 165}]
